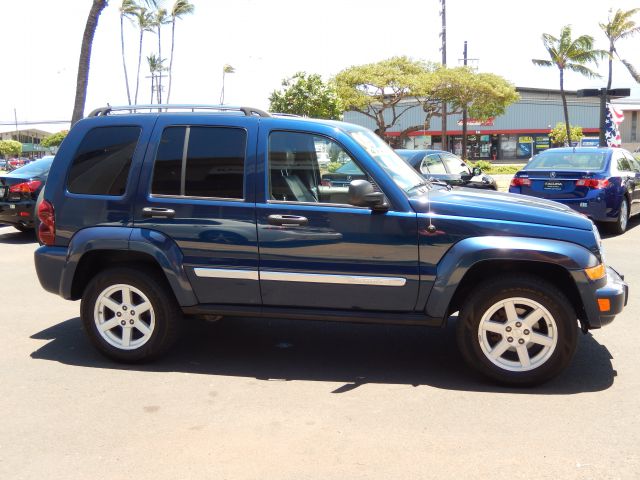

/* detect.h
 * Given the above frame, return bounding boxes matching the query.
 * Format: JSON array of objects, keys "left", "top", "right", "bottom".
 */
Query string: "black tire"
[
  {"left": 80, "top": 266, "right": 182, "bottom": 362},
  {"left": 456, "top": 274, "right": 578, "bottom": 386},
  {"left": 13, "top": 224, "right": 33, "bottom": 233},
  {"left": 605, "top": 196, "right": 629, "bottom": 235}
]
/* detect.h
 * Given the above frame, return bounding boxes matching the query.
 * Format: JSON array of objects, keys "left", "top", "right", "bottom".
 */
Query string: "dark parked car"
[
  {"left": 34, "top": 105, "right": 627, "bottom": 386},
  {"left": 509, "top": 147, "right": 640, "bottom": 234},
  {"left": 397, "top": 149, "right": 498, "bottom": 190},
  {"left": 0, "top": 156, "right": 53, "bottom": 232}
]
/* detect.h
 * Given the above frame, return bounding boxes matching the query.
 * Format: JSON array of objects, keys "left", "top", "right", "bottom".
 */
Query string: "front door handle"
[
  {"left": 142, "top": 207, "right": 175, "bottom": 218},
  {"left": 267, "top": 214, "right": 308, "bottom": 227}
]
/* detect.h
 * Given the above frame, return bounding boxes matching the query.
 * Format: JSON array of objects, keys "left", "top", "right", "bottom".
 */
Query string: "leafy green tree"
[
  {"left": 71, "top": 0, "right": 108, "bottom": 125},
  {"left": 600, "top": 8, "right": 640, "bottom": 88},
  {"left": 532, "top": 26, "right": 606, "bottom": 144},
  {"left": 269, "top": 72, "right": 343, "bottom": 119},
  {"left": 334, "top": 56, "right": 429, "bottom": 136},
  {"left": 41, "top": 131, "right": 69, "bottom": 148},
  {"left": 549, "top": 123, "right": 583, "bottom": 145},
  {"left": 166, "top": 0, "right": 195, "bottom": 104},
  {"left": 0, "top": 140, "right": 23, "bottom": 158}
]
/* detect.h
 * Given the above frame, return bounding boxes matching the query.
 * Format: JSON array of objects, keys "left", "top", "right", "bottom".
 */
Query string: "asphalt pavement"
[{"left": 1, "top": 222, "right": 639, "bottom": 480}]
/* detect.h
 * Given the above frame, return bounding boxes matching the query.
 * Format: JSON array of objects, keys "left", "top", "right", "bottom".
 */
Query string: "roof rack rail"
[{"left": 87, "top": 104, "right": 272, "bottom": 118}]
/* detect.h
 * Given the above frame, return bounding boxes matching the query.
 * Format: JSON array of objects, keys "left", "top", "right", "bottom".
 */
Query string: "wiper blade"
[{"left": 425, "top": 177, "right": 452, "bottom": 190}]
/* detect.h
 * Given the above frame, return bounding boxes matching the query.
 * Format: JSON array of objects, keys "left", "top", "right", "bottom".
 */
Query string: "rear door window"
[
  {"left": 441, "top": 153, "right": 470, "bottom": 175},
  {"left": 67, "top": 126, "right": 141, "bottom": 195},
  {"left": 151, "top": 126, "right": 246, "bottom": 199}
]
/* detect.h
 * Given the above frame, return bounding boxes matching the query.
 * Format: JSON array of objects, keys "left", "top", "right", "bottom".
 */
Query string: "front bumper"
[{"left": 577, "top": 266, "right": 628, "bottom": 329}]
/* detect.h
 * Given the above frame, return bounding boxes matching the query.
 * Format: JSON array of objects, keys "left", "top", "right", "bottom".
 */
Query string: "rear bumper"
[
  {"left": 549, "top": 197, "right": 613, "bottom": 222},
  {"left": 34, "top": 245, "right": 67, "bottom": 297},
  {"left": 577, "top": 266, "right": 628, "bottom": 329},
  {"left": 0, "top": 200, "right": 36, "bottom": 228}
]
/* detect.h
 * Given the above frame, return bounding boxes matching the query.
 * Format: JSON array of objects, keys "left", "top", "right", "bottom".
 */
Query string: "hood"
[{"left": 409, "top": 187, "right": 593, "bottom": 231}]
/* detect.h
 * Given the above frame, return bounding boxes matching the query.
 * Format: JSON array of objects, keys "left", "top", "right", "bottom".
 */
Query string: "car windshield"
[
  {"left": 9, "top": 157, "right": 54, "bottom": 177},
  {"left": 348, "top": 130, "right": 426, "bottom": 192},
  {"left": 525, "top": 151, "right": 607, "bottom": 171}
]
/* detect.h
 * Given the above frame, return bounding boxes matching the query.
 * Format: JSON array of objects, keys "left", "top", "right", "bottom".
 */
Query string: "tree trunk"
[
  {"left": 559, "top": 68, "right": 571, "bottom": 145},
  {"left": 151, "top": 72, "right": 155, "bottom": 104},
  {"left": 157, "top": 23, "right": 163, "bottom": 104},
  {"left": 462, "top": 106, "right": 468, "bottom": 160},
  {"left": 71, "top": 0, "right": 108, "bottom": 125},
  {"left": 120, "top": 15, "right": 132, "bottom": 105},
  {"left": 607, "top": 42, "right": 614, "bottom": 90},
  {"left": 166, "top": 20, "right": 176, "bottom": 103},
  {"left": 134, "top": 30, "right": 144, "bottom": 104}
]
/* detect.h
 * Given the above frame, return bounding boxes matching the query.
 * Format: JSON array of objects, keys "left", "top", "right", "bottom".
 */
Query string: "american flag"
[{"left": 605, "top": 103, "right": 625, "bottom": 147}]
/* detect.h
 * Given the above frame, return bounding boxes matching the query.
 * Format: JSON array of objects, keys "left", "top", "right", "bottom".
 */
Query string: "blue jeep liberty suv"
[{"left": 34, "top": 105, "right": 628, "bottom": 385}]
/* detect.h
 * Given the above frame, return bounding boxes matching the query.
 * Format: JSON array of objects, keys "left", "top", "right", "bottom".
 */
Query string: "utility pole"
[
  {"left": 14, "top": 108, "right": 19, "bottom": 142},
  {"left": 462, "top": 41, "right": 468, "bottom": 160},
  {"left": 440, "top": 0, "right": 447, "bottom": 151}
]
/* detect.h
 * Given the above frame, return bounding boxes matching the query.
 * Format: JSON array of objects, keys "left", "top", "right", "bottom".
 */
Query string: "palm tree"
[
  {"left": 166, "top": 0, "right": 195, "bottom": 104},
  {"left": 600, "top": 8, "right": 640, "bottom": 89},
  {"left": 119, "top": 0, "right": 138, "bottom": 105},
  {"left": 133, "top": 7, "right": 155, "bottom": 105},
  {"left": 71, "top": 0, "right": 108, "bottom": 125},
  {"left": 154, "top": 8, "right": 170, "bottom": 103},
  {"left": 532, "top": 26, "right": 606, "bottom": 144},
  {"left": 220, "top": 64, "right": 235, "bottom": 105},
  {"left": 147, "top": 54, "right": 164, "bottom": 104}
]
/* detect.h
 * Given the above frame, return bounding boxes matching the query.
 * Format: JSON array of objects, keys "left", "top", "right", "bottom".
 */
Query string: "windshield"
[
  {"left": 525, "top": 151, "right": 607, "bottom": 171},
  {"left": 10, "top": 157, "right": 54, "bottom": 177},
  {"left": 348, "top": 130, "right": 426, "bottom": 192}
]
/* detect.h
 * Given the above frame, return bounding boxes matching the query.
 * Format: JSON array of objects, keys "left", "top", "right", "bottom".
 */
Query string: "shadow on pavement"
[
  {"left": 30, "top": 315, "right": 615, "bottom": 395},
  {"left": 0, "top": 227, "right": 37, "bottom": 244}
]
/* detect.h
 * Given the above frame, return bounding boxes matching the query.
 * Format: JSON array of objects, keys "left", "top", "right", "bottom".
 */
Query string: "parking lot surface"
[{"left": 1, "top": 222, "right": 639, "bottom": 479}]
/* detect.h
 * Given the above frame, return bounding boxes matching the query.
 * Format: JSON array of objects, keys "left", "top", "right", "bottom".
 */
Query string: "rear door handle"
[
  {"left": 267, "top": 214, "right": 308, "bottom": 227},
  {"left": 142, "top": 207, "right": 175, "bottom": 218}
]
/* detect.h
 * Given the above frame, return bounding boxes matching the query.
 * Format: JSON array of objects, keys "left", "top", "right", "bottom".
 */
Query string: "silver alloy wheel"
[
  {"left": 620, "top": 198, "right": 628, "bottom": 231},
  {"left": 93, "top": 284, "right": 155, "bottom": 350},
  {"left": 477, "top": 297, "right": 558, "bottom": 372}
]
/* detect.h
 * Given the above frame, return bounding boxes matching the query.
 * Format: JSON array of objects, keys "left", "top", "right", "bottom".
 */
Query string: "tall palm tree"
[
  {"left": 166, "top": 0, "right": 195, "bottom": 103},
  {"left": 220, "top": 64, "right": 235, "bottom": 105},
  {"left": 119, "top": 0, "right": 138, "bottom": 105},
  {"left": 147, "top": 54, "right": 164, "bottom": 104},
  {"left": 71, "top": 0, "right": 108, "bottom": 125},
  {"left": 154, "top": 8, "right": 170, "bottom": 103},
  {"left": 133, "top": 7, "right": 155, "bottom": 105},
  {"left": 600, "top": 8, "right": 640, "bottom": 89},
  {"left": 532, "top": 26, "right": 606, "bottom": 144}
]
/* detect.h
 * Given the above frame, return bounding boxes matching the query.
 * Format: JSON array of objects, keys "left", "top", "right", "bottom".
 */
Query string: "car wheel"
[
  {"left": 456, "top": 274, "right": 578, "bottom": 386},
  {"left": 607, "top": 197, "right": 629, "bottom": 235},
  {"left": 81, "top": 266, "right": 181, "bottom": 362},
  {"left": 13, "top": 224, "right": 33, "bottom": 233}
]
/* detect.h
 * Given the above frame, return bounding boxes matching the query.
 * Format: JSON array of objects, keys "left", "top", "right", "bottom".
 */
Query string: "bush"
[
  {"left": 327, "top": 162, "right": 342, "bottom": 173},
  {"left": 473, "top": 160, "right": 492, "bottom": 171}
]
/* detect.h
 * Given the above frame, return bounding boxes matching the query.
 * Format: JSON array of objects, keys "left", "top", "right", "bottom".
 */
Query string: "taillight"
[
  {"left": 510, "top": 177, "right": 531, "bottom": 187},
  {"left": 575, "top": 178, "right": 609, "bottom": 189},
  {"left": 37, "top": 199, "right": 55, "bottom": 246},
  {"left": 9, "top": 180, "right": 42, "bottom": 193}
]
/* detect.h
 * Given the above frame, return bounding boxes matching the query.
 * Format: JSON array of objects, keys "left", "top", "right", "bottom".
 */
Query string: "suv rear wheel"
[
  {"left": 456, "top": 275, "right": 578, "bottom": 386},
  {"left": 81, "top": 266, "right": 181, "bottom": 362}
]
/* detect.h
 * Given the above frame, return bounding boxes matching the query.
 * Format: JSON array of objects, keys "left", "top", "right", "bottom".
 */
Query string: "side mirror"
[
  {"left": 348, "top": 180, "right": 388, "bottom": 211},
  {"left": 472, "top": 167, "right": 482, "bottom": 176}
]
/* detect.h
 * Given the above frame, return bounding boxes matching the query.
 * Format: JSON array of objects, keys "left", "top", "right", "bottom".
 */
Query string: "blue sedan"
[{"left": 509, "top": 147, "right": 640, "bottom": 234}]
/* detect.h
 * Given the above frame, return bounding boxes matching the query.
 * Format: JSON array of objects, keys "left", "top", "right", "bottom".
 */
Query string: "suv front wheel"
[
  {"left": 456, "top": 275, "right": 578, "bottom": 386},
  {"left": 81, "top": 266, "right": 181, "bottom": 362}
]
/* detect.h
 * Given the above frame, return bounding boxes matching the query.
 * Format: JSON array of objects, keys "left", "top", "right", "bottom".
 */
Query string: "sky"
[{"left": 1, "top": 0, "right": 640, "bottom": 134}]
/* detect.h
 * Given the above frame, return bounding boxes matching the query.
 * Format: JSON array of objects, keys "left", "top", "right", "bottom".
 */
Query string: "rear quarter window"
[{"left": 67, "top": 126, "right": 141, "bottom": 195}]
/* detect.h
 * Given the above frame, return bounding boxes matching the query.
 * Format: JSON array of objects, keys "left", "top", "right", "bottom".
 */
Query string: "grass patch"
[{"left": 470, "top": 162, "right": 521, "bottom": 175}]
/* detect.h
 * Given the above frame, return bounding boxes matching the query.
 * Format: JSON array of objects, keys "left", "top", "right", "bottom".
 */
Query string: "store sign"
[
  {"left": 457, "top": 118, "right": 494, "bottom": 126},
  {"left": 518, "top": 136, "right": 533, "bottom": 143},
  {"left": 535, "top": 136, "right": 550, "bottom": 150}
]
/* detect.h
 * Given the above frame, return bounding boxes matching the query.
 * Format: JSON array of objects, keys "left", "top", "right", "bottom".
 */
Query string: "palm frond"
[
  {"left": 532, "top": 59, "right": 554, "bottom": 67},
  {"left": 565, "top": 63, "right": 601, "bottom": 79}
]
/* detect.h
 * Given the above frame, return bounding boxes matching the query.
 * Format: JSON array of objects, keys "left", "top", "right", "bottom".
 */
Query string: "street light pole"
[
  {"left": 577, "top": 88, "right": 630, "bottom": 147},
  {"left": 440, "top": 0, "right": 447, "bottom": 151},
  {"left": 462, "top": 41, "right": 468, "bottom": 159}
]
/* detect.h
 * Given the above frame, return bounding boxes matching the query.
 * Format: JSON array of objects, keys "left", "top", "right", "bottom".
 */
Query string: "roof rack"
[{"left": 87, "top": 104, "right": 272, "bottom": 118}]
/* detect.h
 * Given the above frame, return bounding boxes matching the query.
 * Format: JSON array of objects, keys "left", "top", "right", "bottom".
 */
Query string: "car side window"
[
  {"left": 152, "top": 126, "right": 246, "bottom": 199},
  {"left": 269, "top": 131, "right": 370, "bottom": 205},
  {"left": 441, "top": 153, "right": 471, "bottom": 175},
  {"left": 421, "top": 154, "right": 446, "bottom": 175},
  {"left": 67, "top": 126, "right": 141, "bottom": 195},
  {"left": 617, "top": 156, "right": 632, "bottom": 173},
  {"left": 624, "top": 152, "right": 640, "bottom": 172}
]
